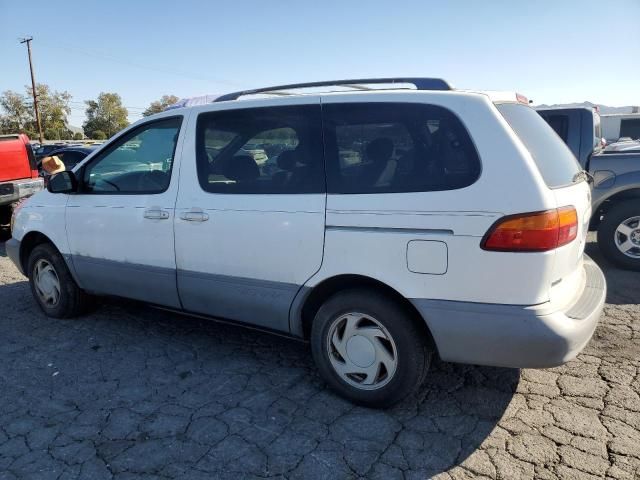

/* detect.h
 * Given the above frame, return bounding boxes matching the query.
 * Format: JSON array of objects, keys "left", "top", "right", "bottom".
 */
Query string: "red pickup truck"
[{"left": 0, "top": 134, "right": 44, "bottom": 225}]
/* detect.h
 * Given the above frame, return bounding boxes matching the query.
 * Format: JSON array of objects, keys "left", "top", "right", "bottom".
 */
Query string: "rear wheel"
[
  {"left": 311, "top": 289, "right": 432, "bottom": 408},
  {"left": 27, "top": 243, "right": 90, "bottom": 318},
  {"left": 597, "top": 201, "right": 640, "bottom": 271}
]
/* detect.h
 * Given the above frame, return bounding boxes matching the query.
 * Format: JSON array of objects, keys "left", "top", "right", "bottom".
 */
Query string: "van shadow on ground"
[
  {"left": 585, "top": 239, "right": 638, "bottom": 305},
  {"left": 0, "top": 270, "right": 519, "bottom": 478},
  {"left": 0, "top": 229, "right": 523, "bottom": 477}
]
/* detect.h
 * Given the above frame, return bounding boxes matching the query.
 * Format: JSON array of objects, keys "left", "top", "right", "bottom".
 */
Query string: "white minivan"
[{"left": 8, "top": 79, "right": 606, "bottom": 407}]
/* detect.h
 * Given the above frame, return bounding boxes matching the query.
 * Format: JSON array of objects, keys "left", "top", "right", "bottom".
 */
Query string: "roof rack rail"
[{"left": 214, "top": 77, "right": 451, "bottom": 102}]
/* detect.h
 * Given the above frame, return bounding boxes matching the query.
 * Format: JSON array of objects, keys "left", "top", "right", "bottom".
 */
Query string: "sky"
[{"left": 1, "top": 0, "right": 639, "bottom": 128}]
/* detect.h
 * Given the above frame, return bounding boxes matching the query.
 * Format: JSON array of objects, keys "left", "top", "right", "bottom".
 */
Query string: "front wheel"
[
  {"left": 311, "top": 289, "right": 432, "bottom": 408},
  {"left": 27, "top": 243, "right": 90, "bottom": 318},
  {"left": 597, "top": 201, "right": 640, "bottom": 271}
]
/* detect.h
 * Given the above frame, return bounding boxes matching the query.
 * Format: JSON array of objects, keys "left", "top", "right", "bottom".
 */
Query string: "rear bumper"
[
  {"left": 0, "top": 178, "right": 44, "bottom": 206},
  {"left": 6, "top": 238, "right": 23, "bottom": 275},
  {"left": 411, "top": 256, "right": 606, "bottom": 369}
]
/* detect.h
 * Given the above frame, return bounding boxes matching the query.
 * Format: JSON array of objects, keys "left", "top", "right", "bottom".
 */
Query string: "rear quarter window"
[
  {"left": 323, "top": 102, "right": 481, "bottom": 194},
  {"left": 498, "top": 103, "right": 581, "bottom": 188}
]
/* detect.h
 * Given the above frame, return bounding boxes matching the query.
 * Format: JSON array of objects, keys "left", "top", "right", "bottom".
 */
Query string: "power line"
[
  {"left": 39, "top": 42, "right": 247, "bottom": 88},
  {"left": 15, "top": 39, "right": 240, "bottom": 126},
  {"left": 68, "top": 100, "right": 147, "bottom": 109},
  {"left": 67, "top": 101, "right": 147, "bottom": 112},
  {"left": 14, "top": 39, "right": 186, "bottom": 129},
  {"left": 68, "top": 109, "right": 143, "bottom": 118},
  {"left": 19, "top": 36, "right": 44, "bottom": 143}
]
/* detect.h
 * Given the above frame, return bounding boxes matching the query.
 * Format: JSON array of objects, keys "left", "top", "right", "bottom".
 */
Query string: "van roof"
[{"left": 165, "top": 78, "right": 529, "bottom": 111}]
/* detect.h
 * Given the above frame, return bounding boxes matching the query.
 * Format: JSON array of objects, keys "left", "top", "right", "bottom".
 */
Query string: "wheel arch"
[
  {"left": 592, "top": 187, "right": 640, "bottom": 229},
  {"left": 595, "top": 197, "right": 640, "bottom": 269},
  {"left": 19, "top": 231, "right": 75, "bottom": 281},
  {"left": 291, "top": 274, "right": 438, "bottom": 353}
]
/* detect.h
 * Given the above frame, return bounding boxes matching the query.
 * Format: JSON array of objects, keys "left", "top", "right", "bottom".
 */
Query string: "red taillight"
[
  {"left": 557, "top": 206, "right": 579, "bottom": 246},
  {"left": 481, "top": 206, "right": 578, "bottom": 252}
]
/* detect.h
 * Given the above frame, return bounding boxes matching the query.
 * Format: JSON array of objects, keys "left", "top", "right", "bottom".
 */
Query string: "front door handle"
[
  {"left": 143, "top": 208, "right": 170, "bottom": 220},
  {"left": 180, "top": 209, "right": 209, "bottom": 222}
]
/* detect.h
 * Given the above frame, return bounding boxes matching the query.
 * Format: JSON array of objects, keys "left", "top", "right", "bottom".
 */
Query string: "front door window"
[{"left": 82, "top": 117, "right": 182, "bottom": 194}]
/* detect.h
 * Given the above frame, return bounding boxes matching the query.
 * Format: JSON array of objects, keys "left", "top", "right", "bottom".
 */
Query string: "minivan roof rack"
[{"left": 214, "top": 77, "right": 452, "bottom": 102}]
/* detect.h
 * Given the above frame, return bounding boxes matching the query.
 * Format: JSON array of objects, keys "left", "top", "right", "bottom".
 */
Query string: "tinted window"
[
  {"left": 82, "top": 117, "right": 181, "bottom": 194},
  {"left": 323, "top": 103, "right": 480, "bottom": 194},
  {"left": 196, "top": 105, "right": 324, "bottom": 194},
  {"left": 542, "top": 114, "right": 569, "bottom": 142},
  {"left": 620, "top": 118, "right": 640, "bottom": 140},
  {"left": 498, "top": 104, "right": 581, "bottom": 188}
]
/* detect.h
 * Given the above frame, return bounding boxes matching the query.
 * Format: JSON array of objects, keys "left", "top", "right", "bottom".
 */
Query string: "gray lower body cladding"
[
  {"left": 73, "top": 256, "right": 298, "bottom": 333},
  {"left": 177, "top": 270, "right": 298, "bottom": 333},
  {"left": 6, "top": 238, "right": 23, "bottom": 275},
  {"left": 12, "top": 246, "right": 605, "bottom": 369},
  {"left": 72, "top": 255, "right": 182, "bottom": 309},
  {"left": 410, "top": 256, "right": 605, "bottom": 369}
]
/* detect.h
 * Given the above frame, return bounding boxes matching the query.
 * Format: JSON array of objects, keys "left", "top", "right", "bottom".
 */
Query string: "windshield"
[{"left": 497, "top": 103, "right": 581, "bottom": 188}]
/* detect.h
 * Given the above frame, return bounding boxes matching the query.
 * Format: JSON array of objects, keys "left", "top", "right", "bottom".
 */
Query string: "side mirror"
[{"left": 48, "top": 171, "right": 78, "bottom": 193}]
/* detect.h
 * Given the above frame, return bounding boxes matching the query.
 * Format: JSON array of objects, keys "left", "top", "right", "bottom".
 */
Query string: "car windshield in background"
[{"left": 497, "top": 103, "right": 581, "bottom": 188}]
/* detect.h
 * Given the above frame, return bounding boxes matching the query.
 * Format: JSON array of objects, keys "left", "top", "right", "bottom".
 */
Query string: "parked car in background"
[
  {"left": 0, "top": 134, "right": 44, "bottom": 225},
  {"left": 34, "top": 143, "right": 66, "bottom": 160},
  {"left": 38, "top": 146, "right": 96, "bottom": 185},
  {"left": 604, "top": 139, "right": 640, "bottom": 153},
  {"left": 537, "top": 107, "right": 602, "bottom": 166},
  {"left": 601, "top": 113, "right": 640, "bottom": 143},
  {"left": 538, "top": 107, "right": 640, "bottom": 270},
  {"left": 9, "top": 78, "right": 605, "bottom": 407},
  {"left": 41, "top": 146, "right": 95, "bottom": 171}
]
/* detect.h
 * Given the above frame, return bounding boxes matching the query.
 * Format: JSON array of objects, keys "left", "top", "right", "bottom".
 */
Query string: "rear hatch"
[
  {"left": 496, "top": 103, "right": 591, "bottom": 307},
  {"left": 0, "top": 136, "right": 33, "bottom": 182}
]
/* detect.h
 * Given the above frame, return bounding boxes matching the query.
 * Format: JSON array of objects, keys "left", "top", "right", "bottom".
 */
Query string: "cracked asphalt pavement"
[{"left": 0, "top": 233, "right": 638, "bottom": 479}]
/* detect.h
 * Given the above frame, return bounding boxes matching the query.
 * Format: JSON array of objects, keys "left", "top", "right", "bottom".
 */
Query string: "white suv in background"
[{"left": 8, "top": 78, "right": 606, "bottom": 407}]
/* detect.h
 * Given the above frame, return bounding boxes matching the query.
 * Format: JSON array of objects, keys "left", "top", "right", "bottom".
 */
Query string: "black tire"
[
  {"left": 0, "top": 205, "right": 11, "bottom": 226},
  {"left": 310, "top": 288, "right": 432, "bottom": 408},
  {"left": 597, "top": 200, "right": 640, "bottom": 271},
  {"left": 27, "top": 243, "right": 90, "bottom": 318}
]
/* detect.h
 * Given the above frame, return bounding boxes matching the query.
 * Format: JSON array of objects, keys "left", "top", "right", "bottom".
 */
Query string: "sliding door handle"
[
  {"left": 180, "top": 209, "right": 209, "bottom": 222},
  {"left": 143, "top": 208, "right": 170, "bottom": 220}
]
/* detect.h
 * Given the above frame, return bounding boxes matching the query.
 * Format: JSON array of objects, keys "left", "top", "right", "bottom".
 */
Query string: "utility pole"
[{"left": 19, "top": 36, "right": 44, "bottom": 144}]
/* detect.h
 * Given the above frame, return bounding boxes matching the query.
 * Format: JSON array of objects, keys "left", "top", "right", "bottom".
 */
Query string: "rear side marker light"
[{"left": 481, "top": 206, "right": 578, "bottom": 252}]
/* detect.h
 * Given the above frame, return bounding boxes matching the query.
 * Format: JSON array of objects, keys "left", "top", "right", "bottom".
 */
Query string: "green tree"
[
  {"left": 92, "top": 130, "right": 107, "bottom": 140},
  {"left": 44, "top": 128, "right": 60, "bottom": 140},
  {"left": 28, "top": 84, "right": 72, "bottom": 138},
  {"left": 83, "top": 93, "right": 129, "bottom": 138},
  {"left": 142, "top": 95, "right": 179, "bottom": 116},
  {"left": 0, "top": 90, "right": 32, "bottom": 135},
  {"left": 0, "top": 84, "right": 72, "bottom": 139},
  {"left": 73, "top": 132, "right": 84, "bottom": 140}
]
